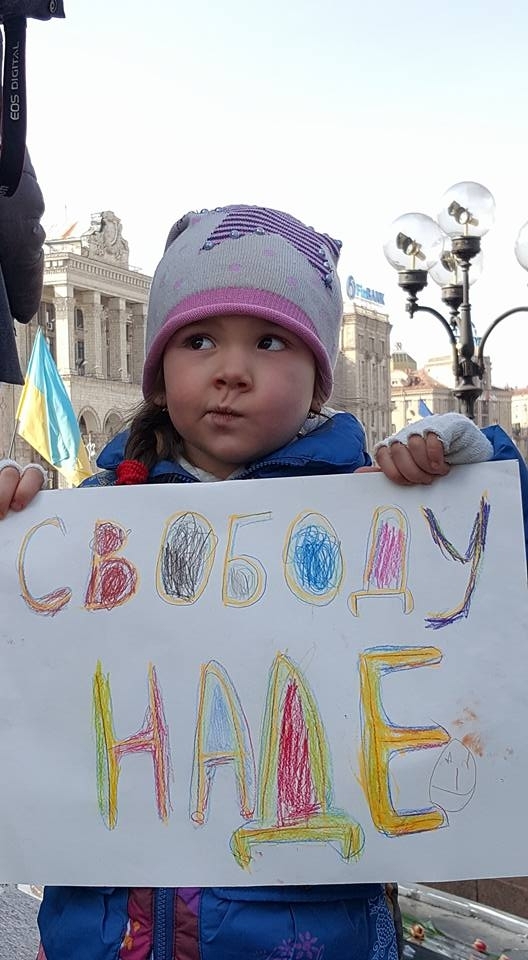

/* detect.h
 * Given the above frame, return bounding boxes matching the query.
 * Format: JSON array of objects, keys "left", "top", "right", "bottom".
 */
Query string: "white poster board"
[{"left": 0, "top": 461, "right": 526, "bottom": 886}]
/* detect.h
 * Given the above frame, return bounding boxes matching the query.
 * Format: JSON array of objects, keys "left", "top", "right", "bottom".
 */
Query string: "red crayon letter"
[{"left": 85, "top": 520, "right": 138, "bottom": 611}]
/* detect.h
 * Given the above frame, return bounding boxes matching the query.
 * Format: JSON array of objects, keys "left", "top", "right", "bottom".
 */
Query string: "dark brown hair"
[
  {"left": 124, "top": 368, "right": 180, "bottom": 470},
  {"left": 124, "top": 401, "right": 180, "bottom": 470}
]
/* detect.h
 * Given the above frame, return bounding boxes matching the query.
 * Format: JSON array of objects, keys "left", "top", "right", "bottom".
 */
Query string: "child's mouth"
[{"left": 207, "top": 407, "right": 243, "bottom": 422}]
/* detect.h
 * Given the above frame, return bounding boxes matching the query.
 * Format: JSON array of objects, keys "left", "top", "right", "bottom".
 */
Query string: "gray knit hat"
[{"left": 143, "top": 205, "right": 343, "bottom": 401}]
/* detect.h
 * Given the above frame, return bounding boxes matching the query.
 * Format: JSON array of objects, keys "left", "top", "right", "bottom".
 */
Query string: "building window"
[
  {"left": 75, "top": 306, "right": 86, "bottom": 375},
  {"left": 360, "top": 360, "right": 366, "bottom": 394},
  {"left": 75, "top": 338, "right": 86, "bottom": 375},
  {"left": 102, "top": 308, "right": 110, "bottom": 378}
]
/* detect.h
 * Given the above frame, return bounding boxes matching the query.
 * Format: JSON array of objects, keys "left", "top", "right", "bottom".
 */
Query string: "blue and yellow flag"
[{"left": 16, "top": 328, "right": 92, "bottom": 486}]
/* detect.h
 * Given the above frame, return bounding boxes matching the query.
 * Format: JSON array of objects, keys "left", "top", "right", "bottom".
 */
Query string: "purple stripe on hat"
[
  {"left": 221, "top": 206, "right": 341, "bottom": 256},
  {"left": 212, "top": 220, "right": 327, "bottom": 254},
  {"left": 142, "top": 286, "right": 333, "bottom": 400},
  {"left": 208, "top": 208, "right": 341, "bottom": 259},
  {"left": 209, "top": 209, "right": 333, "bottom": 249},
  {"left": 203, "top": 208, "right": 338, "bottom": 281}
]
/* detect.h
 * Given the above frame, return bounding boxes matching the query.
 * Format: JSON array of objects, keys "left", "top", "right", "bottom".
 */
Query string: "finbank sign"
[{"left": 346, "top": 275, "right": 385, "bottom": 306}]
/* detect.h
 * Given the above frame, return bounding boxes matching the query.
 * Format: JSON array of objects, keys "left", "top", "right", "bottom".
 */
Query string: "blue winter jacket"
[{"left": 38, "top": 413, "right": 528, "bottom": 960}]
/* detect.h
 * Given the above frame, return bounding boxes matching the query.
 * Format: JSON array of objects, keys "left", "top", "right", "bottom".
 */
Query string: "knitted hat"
[{"left": 143, "top": 205, "right": 343, "bottom": 402}]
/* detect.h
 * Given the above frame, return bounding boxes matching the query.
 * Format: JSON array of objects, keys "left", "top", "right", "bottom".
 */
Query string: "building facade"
[
  {"left": 391, "top": 366, "right": 455, "bottom": 433},
  {"left": 424, "top": 355, "right": 513, "bottom": 434},
  {"left": 0, "top": 212, "right": 151, "bottom": 480},
  {"left": 331, "top": 299, "right": 392, "bottom": 452},
  {"left": 511, "top": 388, "right": 528, "bottom": 461},
  {"left": 390, "top": 349, "right": 516, "bottom": 439}
]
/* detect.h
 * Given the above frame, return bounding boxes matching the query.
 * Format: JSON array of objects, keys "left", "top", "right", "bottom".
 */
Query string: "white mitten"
[{"left": 374, "top": 413, "right": 493, "bottom": 465}]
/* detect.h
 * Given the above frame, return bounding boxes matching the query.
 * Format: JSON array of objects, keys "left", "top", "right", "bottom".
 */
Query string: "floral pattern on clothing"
[
  {"left": 369, "top": 892, "right": 398, "bottom": 960},
  {"left": 266, "top": 932, "right": 324, "bottom": 960}
]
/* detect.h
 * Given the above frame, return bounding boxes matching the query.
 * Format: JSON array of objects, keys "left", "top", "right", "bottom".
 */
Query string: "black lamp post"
[{"left": 384, "top": 181, "right": 528, "bottom": 420}]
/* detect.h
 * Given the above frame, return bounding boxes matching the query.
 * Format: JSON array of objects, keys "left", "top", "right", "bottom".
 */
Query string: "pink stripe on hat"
[{"left": 142, "top": 287, "right": 333, "bottom": 400}]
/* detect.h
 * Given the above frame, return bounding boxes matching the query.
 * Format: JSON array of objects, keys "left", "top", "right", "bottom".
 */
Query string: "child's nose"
[{"left": 213, "top": 348, "right": 252, "bottom": 389}]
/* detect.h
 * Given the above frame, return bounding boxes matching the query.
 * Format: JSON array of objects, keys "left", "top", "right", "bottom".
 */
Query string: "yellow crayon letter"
[
  {"left": 18, "top": 517, "right": 72, "bottom": 615},
  {"left": 222, "top": 513, "right": 271, "bottom": 607},
  {"left": 359, "top": 646, "right": 449, "bottom": 836},
  {"left": 93, "top": 661, "right": 171, "bottom": 829}
]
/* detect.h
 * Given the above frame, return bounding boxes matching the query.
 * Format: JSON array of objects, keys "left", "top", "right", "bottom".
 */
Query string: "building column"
[
  {"left": 80, "top": 290, "right": 103, "bottom": 378},
  {"left": 129, "top": 301, "right": 146, "bottom": 385},
  {"left": 107, "top": 297, "right": 128, "bottom": 380},
  {"left": 52, "top": 283, "right": 75, "bottom": 376}
]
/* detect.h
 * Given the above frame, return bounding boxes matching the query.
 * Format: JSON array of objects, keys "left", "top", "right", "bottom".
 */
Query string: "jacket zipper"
[
  {"left": 153, "top": 887, "right": 175, "bottom": 960},
  {"left": 240, "top": 457, "right": 308, "bottom": 478}
]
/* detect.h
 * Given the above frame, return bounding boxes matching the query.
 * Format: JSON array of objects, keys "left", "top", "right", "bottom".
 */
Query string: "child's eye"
[
  {"left": 187, "top": 334, "right": 215, "bottom": 350},
  {"left": 258, "top": 335, "right": 286, "bottom": 351}
]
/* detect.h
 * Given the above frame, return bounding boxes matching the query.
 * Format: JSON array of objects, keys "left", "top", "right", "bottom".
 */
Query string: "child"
[{"left": 1, "top": 204, "right": 527, "bottom": 960}]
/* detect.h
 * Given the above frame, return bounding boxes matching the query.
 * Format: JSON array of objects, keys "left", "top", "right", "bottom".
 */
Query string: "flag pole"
[
  {"left": 8, "top": 419, "right": 19, "bottom": 459},
  {"left": 8, "top": 377, "right": 19, "bottom": 457}
]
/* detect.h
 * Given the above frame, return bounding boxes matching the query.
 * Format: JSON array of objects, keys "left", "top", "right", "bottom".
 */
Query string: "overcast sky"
[{"left": 25, "top": 0, "right": 528, "bottom": 386}]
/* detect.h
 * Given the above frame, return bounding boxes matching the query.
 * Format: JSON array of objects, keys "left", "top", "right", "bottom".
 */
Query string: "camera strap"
[{"left": 0, "top": 16, "right": 27, "bottom": 196}]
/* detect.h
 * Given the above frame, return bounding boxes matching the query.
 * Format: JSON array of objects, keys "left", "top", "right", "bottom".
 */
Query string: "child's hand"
[
  {"left": 0, "top": 460, "right": 47, "bottom": 519},
  {"left": 374, "top": 434, "right": 449, "bottom": 485},
  {"left": 372, "top": 413, "right": 494, "bottom": 486}
]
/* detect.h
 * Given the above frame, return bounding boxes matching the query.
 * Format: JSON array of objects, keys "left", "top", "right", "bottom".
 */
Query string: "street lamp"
[{"left": 384, "top": 181, "right": 528, "bottom": 419}]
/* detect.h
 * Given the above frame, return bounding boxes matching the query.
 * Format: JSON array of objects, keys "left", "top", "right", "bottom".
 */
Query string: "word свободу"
[{"left": 17, "top": 495, "right": 489, "bottom": 630}]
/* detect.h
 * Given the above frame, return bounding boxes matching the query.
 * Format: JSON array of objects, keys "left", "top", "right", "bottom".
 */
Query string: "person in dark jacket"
[
  {"left": 0, "top": 1, "right": 65, "bottom": 383},
  {"left": 0, "top": 140, "right": 46, "bottom": 384}
]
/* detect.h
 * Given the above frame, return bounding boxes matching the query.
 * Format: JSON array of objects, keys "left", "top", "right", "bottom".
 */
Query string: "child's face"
[{"left": 162, "top": 314, "right": 317, "bottom": 479}]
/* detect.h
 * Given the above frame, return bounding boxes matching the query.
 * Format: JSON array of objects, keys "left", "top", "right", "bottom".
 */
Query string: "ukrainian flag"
[{"left": 16, "top": 328, "right": 92, "bottom": 486}]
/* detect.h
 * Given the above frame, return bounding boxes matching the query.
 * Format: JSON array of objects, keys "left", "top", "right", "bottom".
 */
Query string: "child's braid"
[{"left": 124, "top": 400, "right": 180, "bottom": 471}]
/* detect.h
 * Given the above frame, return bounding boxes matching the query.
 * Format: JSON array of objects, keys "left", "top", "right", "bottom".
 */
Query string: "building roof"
[
  {"left": 391, "top": 351, "right": 416, "bottom": 367},
  {"left": 391, "top": 368, "right": 450, "bottom": 392}
]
